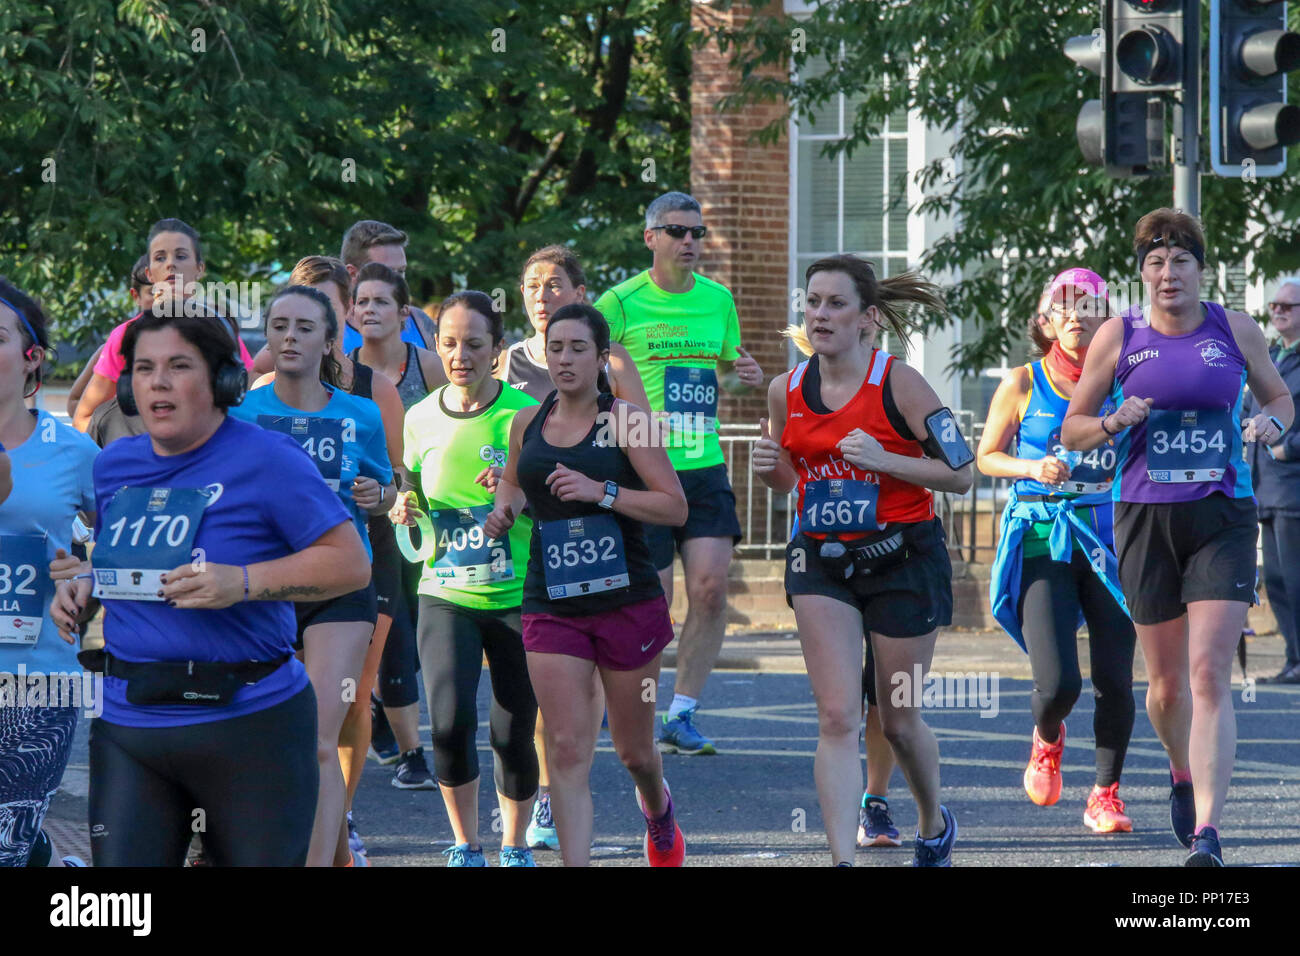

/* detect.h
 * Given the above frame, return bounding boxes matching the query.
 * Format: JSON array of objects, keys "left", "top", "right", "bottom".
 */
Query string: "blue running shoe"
[
  {"left": 499, "top": 846, "right": 537, "bottom": 867},
  {"left": 858, "top": 795, "right": 902, "bottom": 848},
  {"left": 1184, "top": 826, "right": 1224, "bottom": 867},
  {"left": 443, "top": 843, "right": 487, "bottom": 867},
  {"left": 657, "top": 707, "right": 717, "bottom": 755},
  {"left": 347, "top": 811, "right": 366, "bottom": 856},
  {"left": 526, "top": 792, "right": 560, "bottom": 850},
  {"left": 912, "top": 805, "right": 957, "bottom": 867},
  {"left": 1170, "top": 772, "right": 1196, "bottom": 849}
]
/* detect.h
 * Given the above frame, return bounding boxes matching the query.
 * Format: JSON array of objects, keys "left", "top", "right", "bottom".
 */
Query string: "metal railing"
[{"left": 717, "top": 416, "right": 1008, "bottom": 564}]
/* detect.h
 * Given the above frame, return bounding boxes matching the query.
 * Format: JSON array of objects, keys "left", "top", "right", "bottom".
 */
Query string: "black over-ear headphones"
[{"left": 117, "top": 316, "right": 249, "bottom": 416}]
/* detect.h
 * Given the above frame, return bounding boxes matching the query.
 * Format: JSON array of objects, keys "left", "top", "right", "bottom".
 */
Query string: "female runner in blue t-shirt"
[{"left": 51, "top": 309, "right": 371, "bottom": 866}]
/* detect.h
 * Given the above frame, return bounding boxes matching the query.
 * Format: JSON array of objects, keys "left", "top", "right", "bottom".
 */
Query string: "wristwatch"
[
  {"left": 598, "top": 481, "right": 619, "bottom": 510},
  {"left": 1268, "top": 415, "right": 1286, "bottom": 438}
]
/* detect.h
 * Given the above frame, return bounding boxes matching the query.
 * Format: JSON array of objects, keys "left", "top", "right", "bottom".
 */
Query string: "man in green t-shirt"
[{"left": 594, "top": 191, "right": 764, "bottom": 755}]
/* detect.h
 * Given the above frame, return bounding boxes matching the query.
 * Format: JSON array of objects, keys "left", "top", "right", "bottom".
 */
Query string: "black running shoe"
[
  {"left": 1184, "top": 826, "right": 1224, "bottom": 867},
  {"left": 392, "top": 746, "right": 437, "bottom": 790},
  {"left": 369, "top": 693, "right": 400, "bottom": 764}
]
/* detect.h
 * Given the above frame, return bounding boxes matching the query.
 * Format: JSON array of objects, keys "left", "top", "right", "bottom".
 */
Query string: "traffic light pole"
[{"left": 1171, "top": 0, "right": 1200, "bottom": 216}]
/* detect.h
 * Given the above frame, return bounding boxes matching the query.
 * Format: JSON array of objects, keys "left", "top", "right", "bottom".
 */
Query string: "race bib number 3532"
[{"left": 540, "top": 514, "right": 629, "bottom": 600}]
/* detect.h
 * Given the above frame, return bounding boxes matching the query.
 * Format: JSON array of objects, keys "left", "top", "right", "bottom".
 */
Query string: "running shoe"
[
  {"left": 636, "top": 781, "right": 686, "bottom": 867},
  {"left": 912, "top": 805, "right": 957, "bottom": 867},
  {"left": 1169, "top": 771, "right": 1196, "bottom": 849},
  {"left": 62, "top": 856, "right": 86, "bottom": 867},
  {"left": 857, "top": 795, "right": 902, "bottom": 847},
  {"left": 349, "top": 849, "right": 370, "bottom": 868},
  {"left": 368, "top": 694, "right": 401, "bottom": 765},
  {"left": 1023, "top": 723, "right": 1065, "bottom": 806},
  {"left": 1083, "top": 782, "right": 1133, "bottom": 833},
  {"left": 656, "top": 707, "right": 716, "bottom": 756},
  {"left": 526, "top": 792, "right": 560, "bottom": 850},
  {"left": 392, "top": 746, "right": 437, "bottom": 790},
  {"left": 442, "top": 843, "right": 487, "bottom": 867},
  {"left": 347, "top": 811, "right": 367, "bottom": 856},
  {"left": 499, "top": 846, "right": 537, "bottom": 867},
  {"left": 1184, "top": 826, "right": 1224, "bottom": 867}
]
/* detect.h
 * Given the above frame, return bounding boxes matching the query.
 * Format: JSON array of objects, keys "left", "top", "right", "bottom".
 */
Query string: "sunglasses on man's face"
[
  {"left": 1269, "top": 301, "right": 1300, "bottom": 314},
  {"left": 651, "top": 224, "right": 707, "bottom": 240}
]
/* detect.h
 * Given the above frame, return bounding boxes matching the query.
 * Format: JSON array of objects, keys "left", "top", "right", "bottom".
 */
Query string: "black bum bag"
[
  {"left": 77, "top": 648, "right": 291, "bottom": 706},
  {"left": 809, "top": 519, "right": 942, "bottom": 581}
]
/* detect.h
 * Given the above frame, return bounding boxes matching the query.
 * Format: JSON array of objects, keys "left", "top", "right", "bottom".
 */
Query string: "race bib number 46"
[
  {"left": 540, "top": 514, "right": 629, "bottom": 599},
  {"left": 259, "top": 415, "right": 346, "bottom": 490},
  {"left": 93, "top": 487, "right": 209, "bottom": 601},
  {"left": 0, "top": 534, "right": 49, "bottom": 645},
  {"left": 1146, "top": 408, "right": 1232, "bottom": 484}
]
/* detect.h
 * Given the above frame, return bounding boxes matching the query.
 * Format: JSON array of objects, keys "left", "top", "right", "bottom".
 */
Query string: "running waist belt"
[
  {"left": 813, "top": 520, "right": 940, "bottom": 581},
  {"left": 77, "top": 649, "right": 291, "bottom": 706}
]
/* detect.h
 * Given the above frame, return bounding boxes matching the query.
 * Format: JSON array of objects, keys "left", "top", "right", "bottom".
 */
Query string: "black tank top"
[
  {"left": 349, "top": 344, "right": 430, "bottom": 411},
  {"left": 505, "top": 340, "right": 554, "bottom": 402},
  {"left": 517, "top": 391, "right": 662, "bottom": 616},
  {"left": 349, "top": 361, "right": 374, "bottom": 400}
]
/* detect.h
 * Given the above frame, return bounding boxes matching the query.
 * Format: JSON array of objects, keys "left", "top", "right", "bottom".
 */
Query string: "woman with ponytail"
[
  {"left": 978, "top": 268, "right": 1137, "bottom": 834},
  {"left": 753, "top": 255, "right": 971, "bottom": 866},
  {"left": 230, "top": 284, "right": 396, "bottom": 866}
]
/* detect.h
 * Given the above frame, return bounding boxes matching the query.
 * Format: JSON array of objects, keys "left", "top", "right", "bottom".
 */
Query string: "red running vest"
[{"left": 782, "top": 349, "right": 934, "bottom": 539}]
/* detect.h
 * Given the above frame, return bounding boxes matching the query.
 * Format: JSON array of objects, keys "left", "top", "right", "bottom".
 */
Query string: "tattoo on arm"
[{"left": 254, "top": 585, "right": 326, "bottom": 600}]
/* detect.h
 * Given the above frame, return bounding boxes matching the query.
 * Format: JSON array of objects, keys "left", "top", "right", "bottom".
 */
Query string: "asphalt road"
[{"left": 46, "top": 665, "right": 1300, "bottom": 868}]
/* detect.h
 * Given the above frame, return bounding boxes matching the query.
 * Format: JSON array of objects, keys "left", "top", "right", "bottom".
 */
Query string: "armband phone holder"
[
  {"left": 923, "top": 407, "right": 974, "bottom": 470},
  {"left": 395, "top": 511, "right": 436, "bottom": 563}
]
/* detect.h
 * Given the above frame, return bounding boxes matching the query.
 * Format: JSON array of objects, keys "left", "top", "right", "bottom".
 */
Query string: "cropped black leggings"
[
  {"left": 88, "top": 685, "right": 318, "bottom": 866},
  {"left": 416, "top": 596, "right": 538, "bottom": 800},
  {"left": 1017, "top": 550, "right": 1137, "bottom": 787}
]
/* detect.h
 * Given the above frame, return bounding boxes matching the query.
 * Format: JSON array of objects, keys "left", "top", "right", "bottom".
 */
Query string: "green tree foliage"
[
  {"left": 707, "top": 0, "right": 1300, "bottom": 372},
  {"left": 0, "top": 0, "right": 691, "bottom": 344}
]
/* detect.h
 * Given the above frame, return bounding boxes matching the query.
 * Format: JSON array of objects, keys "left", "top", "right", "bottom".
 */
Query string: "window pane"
[
  {"left": 887, "top": 138, "right": 909, "bottom": 251},
  {"left": 797, "top": 140, "right": 840, "bottom": 254},
  {"left": 842, "top": 140, "right": 884, "bottom": 252},
  {"left": 795, "top": 54, "right": 837, "bottom": 135}
]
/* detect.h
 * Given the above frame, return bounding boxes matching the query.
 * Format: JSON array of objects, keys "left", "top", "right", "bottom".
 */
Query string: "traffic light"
[
  {"left": 1111, "top": 0, "right": 1189, "bottom": 94},
  {"left": 1209, "top": 0, "right": 1300, "bottom": 177},
  {"left": 1065, "top": 1, "right": 1167, "bottom": 175}
]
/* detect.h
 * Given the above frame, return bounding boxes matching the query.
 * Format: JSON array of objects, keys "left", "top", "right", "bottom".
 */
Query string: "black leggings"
[
  {"left": 377, "top": 559, "right": 421, "bottom": 708},
  {"left": 87, "top": 686, "right": 318, "bottom": 866},
  {"left": 1017, "top": 550, "right": 1137, "bottom": 787},
  {"left": 416, "top": 596, "right": 538, "bottom": 800}
]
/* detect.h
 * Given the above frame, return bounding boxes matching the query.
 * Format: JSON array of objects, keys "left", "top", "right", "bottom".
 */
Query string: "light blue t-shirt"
[
  {"left": 0, "top": 411, "right": 98, "bottom": 679},
  {"left": 230, "top": 382, "right": 391, "bottom": 558}
]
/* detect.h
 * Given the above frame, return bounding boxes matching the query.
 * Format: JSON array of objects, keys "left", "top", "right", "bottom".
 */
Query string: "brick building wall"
[{"left": 691, "top": 0, "right": 791, "bottom": 429}]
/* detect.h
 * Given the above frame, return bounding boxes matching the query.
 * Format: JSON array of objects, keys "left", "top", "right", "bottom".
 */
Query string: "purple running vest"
[{"left": 1112, "top": 301, "right": 1251, "bottom": 504}]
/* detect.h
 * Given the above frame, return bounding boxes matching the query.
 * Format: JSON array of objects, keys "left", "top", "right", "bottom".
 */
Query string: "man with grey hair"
[
  {"left": 595, "top": 190, "right": 764, "bottom": 755},
  {"left": 1246, "top": 276, "right": 1300, "bottom": 683}
]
